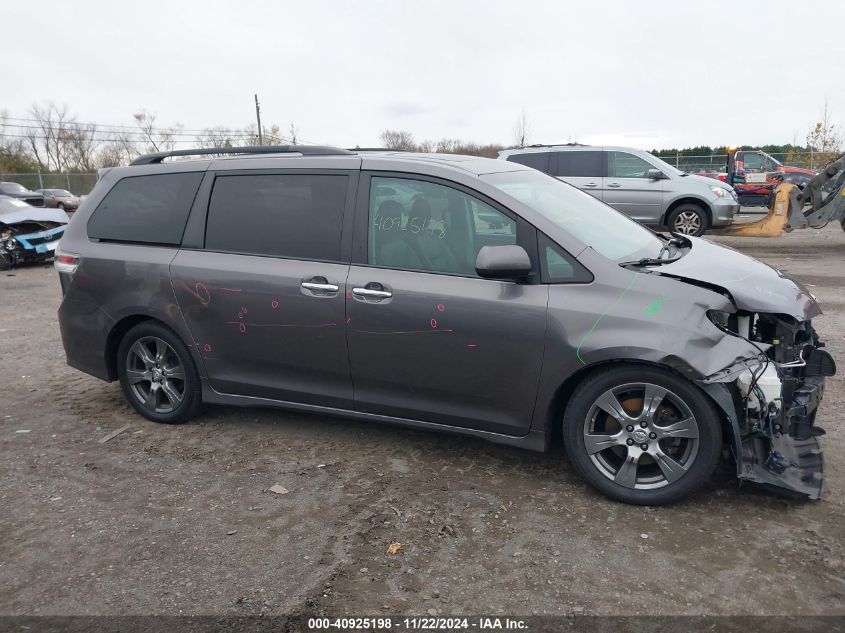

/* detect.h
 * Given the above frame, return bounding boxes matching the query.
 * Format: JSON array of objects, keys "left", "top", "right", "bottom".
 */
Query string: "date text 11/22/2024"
[{"left": 307, "top": 617, "right": 528, "bottom": 630}]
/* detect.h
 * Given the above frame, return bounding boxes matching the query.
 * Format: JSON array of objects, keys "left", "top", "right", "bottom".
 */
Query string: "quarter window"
[
  {"left": 368, "top": 177, "right": 516, "bottom": 276},
  {"left": 205, "top": 174, "right": 348, "bottom": 261},
  {"left": 87, "top": 172, "right": 203, "bottom": 245},
  {"left": 506, "top": 152, "right": 551, "bottom": 173},
  {"left": 539, "top": 234, "right": 593, "bottom": 283},
  {"left": 607, "top": 152, "right": 655, "bottom": 179}
]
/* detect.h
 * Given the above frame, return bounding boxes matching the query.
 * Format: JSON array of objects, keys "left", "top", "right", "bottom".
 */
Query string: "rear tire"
[
  {"left": 117, "top": 321, "right": 201, "bottom": 424},
  {"left": 562, "top": 365, "right": 722, "bottom": 505},
  {"left": 667, "top": 204, "right": 708, "bottom": 237}
]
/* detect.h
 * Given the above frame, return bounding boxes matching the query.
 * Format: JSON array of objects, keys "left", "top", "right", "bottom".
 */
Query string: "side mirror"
[
  {"left": 647, "top": 168, "right": 665, "bottom": 180},
  {"left": 475, "top": 245, "right": 532, "bottom": 280}
]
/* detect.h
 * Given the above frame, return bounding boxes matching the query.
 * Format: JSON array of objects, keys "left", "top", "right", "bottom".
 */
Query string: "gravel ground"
[{"left": 1, "top": 225, "right": 844, "bottom": 618}]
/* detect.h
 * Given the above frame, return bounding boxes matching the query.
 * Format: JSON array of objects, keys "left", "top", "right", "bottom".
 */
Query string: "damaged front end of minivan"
[
  {"left": 660, "top": 237, "right": 835, "bottom": 499},
  {"left": 700, "top": 310, "right": 834, "bottom": 499}
]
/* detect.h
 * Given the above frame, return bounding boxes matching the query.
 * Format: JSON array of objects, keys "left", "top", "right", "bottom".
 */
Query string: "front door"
[
  {"left": 171, "top": 171, "right": 356, "bottom": 408},
  {"left": 601, "top": 151, "right": 664, "bottom": 225},
  {"left": 346, "top": 174, "right": 548, "bottom": 436}
]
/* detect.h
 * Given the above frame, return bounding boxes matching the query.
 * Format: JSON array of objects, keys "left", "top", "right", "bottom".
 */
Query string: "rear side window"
[
  {"left": 205, "top": 174, "right": 347, "bottom": 261},
  {"left": 88, "top": 172, "right": 203, "bottom": 244},
  {"left": 506, "top": 152, "right": 550, "bottom": 173},
  {"left": 551, "top": 151, "right": 603, "bottom": 178}
]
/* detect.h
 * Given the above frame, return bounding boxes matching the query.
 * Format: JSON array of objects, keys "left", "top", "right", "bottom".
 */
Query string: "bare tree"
[
  {"left": 196, "top": 126, "right": 238, "bottom": 149},
  {"left": 513, "top": 107, "right": 531, "bottom": 148},
  {"left": 379, "top": 129, "right": 416, "bottom": 150},
  {"left": 289, "top": 122, "right": 299, "bottom": 145},
  {"left": 133, "top": 110, "right": 182, "bottom": 154},
  {"left": 64, "top": 122, "right": 100, "bottom": 171},
  {"left": 806, "top": 99, "right": 843, "bottom": 168},
  {"left": 26, "top": 102, "right": 77, "bottom": 170},
  {"left": 0, "top": 109, "right": 37, "bottom": 171}
]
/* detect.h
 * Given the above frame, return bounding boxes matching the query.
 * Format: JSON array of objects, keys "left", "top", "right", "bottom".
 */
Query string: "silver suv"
[{"left": 498, "top": 145, "right": 739, "bottom": 236}]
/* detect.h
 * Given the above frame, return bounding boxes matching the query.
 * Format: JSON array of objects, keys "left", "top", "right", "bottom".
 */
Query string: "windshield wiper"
[
  {"left": 618, "top": 254, "right": 684, "bottom": 267},
  {"left": 619, "top": 235, "right": 689, "bottom": 267}
]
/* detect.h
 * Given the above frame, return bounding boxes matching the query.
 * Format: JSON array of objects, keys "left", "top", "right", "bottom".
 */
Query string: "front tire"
[
  {"left": 117, "top": 321, "right": 202, "bottom": 424},
  {"left": 667, "top": 204, "right": 708, "bottom": 236},
  {"left": 562, "top": 365, "right": 722, "bottom": 505}
]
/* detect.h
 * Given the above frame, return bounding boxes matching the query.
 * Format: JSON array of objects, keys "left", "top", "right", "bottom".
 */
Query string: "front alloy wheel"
[
  {"left": 583, "top": 383, "right": 699, "bottom": 490},
  {"left": 672, "top": 210, "right": 702, "bottom": 235},
  {"left": 563, "top": 366, "right": 721, "bottom": 505}
]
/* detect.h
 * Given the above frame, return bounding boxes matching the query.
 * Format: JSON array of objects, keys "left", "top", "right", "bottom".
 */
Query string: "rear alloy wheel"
[
  {"left": 117, "top": 321, "right": 201, "bottom": 424},
  {"left": 563, "top": 366, "right": 721, "bottom": 505},
  {"left": 667, "top": 204, "right": 707, "bottom": 236}
]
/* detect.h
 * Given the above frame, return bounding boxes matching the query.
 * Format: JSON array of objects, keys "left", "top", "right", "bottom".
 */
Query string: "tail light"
[{"left": 54, "top": 249, "right": 80, "bottom": 274}]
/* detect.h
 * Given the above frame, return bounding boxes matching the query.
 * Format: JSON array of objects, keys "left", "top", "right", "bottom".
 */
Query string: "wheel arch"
[{"left": 104, "top": 315, "right": 156, "bottom": 380}]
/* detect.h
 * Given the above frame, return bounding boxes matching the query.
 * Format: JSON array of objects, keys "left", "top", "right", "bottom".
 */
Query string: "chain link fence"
[
  {"left": 654, "top": 152, "right": 832, "bottom": 174},
  {"left": 0, "top": 172, "right": 98, "bottom": 195}
]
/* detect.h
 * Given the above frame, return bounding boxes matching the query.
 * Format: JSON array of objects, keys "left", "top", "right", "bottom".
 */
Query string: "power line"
[
  {"left": 1, "top": 115, "right": 230, "bottom": 135},
  {"left": 1, "top": 116, "right": 323, "bottom": 145},
  {"left": 0, "top": 121, "right": 274, "bottom": 140},
  {"left": 1, "top": 121, "right": 322, "bottom": 147}
]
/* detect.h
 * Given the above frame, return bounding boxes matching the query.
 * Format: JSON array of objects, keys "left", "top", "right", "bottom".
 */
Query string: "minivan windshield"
[{"left": 483, "top": 169, "right": 663, "bottom": 263}]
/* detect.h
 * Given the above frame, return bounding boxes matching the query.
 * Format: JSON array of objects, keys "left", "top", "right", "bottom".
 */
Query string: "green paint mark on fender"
[
  {"left": 576, "top": 272, "right": 642, "bottom": 365},
  {"left": 644, "top": 294, "right": 668, "bottom": 316}
]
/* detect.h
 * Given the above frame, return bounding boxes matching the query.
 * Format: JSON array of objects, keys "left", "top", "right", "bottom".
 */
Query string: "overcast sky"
[{"left": 3, "top": 0, "right": 844, "bottom": 150}]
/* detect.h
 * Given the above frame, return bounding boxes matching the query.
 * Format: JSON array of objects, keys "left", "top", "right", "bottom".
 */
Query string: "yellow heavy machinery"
[{"left": 715, "top": 152, "right": 845, "bottom": 237}]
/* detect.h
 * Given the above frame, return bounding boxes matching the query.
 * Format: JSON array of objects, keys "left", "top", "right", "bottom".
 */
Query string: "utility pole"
[{"left": 254, "top": 94, "right": 263, "bottom": 145}]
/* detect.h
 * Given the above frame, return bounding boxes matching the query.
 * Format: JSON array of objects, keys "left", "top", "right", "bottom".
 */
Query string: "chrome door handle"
[
  {"left": 583, "top": 182, "right": 597, "bottom": 187},
  {"left": 302, "top": 282, "right": 339, "bottom": 292},
  {"left": 352, "top": 287, "right": 392, "bottom": 299},
  {"left": 607, "top": 182, "right": 621, "bottom": 188}
]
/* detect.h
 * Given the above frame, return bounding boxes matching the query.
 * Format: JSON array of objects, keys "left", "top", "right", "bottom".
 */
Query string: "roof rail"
[
  {"left": 130, "top": 145, "right": 354, "bottom": 166},
  {"left": 526, "top": 142, "right": 587, "bottom": 148},
  {"left": 348, "top": 147, "right": 406, "bottom": 152}
]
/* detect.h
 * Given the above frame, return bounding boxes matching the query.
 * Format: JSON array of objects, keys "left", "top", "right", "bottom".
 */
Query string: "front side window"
[
  {"left": 608, "top": 152, "right": 656, "bottom": 179},
  {"left": 368, "top": 176, "right": 516, "bottom": 276},
  {"left": 482, "top": 169, "right": 662, "bottom": 263},
  {"left": 205, "top": 174, "right": 347, "bottom": 261},
  {"left": 88, "top": 172, "right": 203, "bottom": 244}
]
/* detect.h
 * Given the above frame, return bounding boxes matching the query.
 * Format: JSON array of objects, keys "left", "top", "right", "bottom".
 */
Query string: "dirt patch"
[{"left": 1, "top": 226, "right": 844, "bottom": 616}]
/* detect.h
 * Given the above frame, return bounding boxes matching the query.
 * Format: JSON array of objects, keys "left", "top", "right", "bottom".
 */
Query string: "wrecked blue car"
[{"left": 0, "top": 196, "right": 68, "bottom": 269}]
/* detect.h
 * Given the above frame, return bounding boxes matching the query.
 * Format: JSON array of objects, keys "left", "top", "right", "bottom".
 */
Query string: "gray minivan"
[
  {"left": 55, "top": 146, "right": 832, "bottom": 505},
  {"left": 498, "top": 145, "right": 739, "bottom": 236}
]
